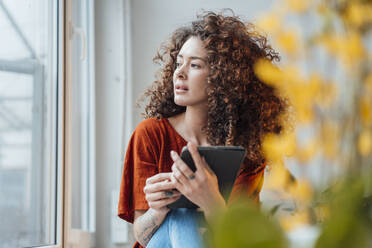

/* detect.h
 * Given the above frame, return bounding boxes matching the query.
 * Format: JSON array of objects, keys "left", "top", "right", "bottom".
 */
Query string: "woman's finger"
[
  {"left": 143, "top": 180, "right": 176, "bottom": 194},
  {"left": 172, "top": 162, "right": 192, "bottom": 186},
  {"left": 146, "top": 172, "right": 172, "bottom": 184},
  {"left": 171, "top": 173, "right": 183, "bottom": 190},
  {"left": 145, "top": 190, "right": 181, "bottom": 202},
  {"left": 170, "top": 150, "right": 196, "bottom": 179},
  {"left": 147, "top": 195, "right": 181, "bottom": 209},
  {"left": 187, "top": 142, "right": 207, "bottom": 171}
]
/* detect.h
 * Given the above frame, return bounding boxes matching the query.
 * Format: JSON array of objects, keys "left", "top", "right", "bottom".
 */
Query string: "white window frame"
[
  {"left": 34, "top": 0, "right": 65, "bottom": 247},
  {"left": 63, "top": 0, "right": 96, "bottom": 247}
]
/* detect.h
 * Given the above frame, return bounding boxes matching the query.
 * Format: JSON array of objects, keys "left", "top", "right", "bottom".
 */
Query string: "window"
[
  {"left": 0, "top": 0, "right": 96, "bottom": 246},
  {"left": 0, "top": 0, "right": 62, "bottom": 247}
]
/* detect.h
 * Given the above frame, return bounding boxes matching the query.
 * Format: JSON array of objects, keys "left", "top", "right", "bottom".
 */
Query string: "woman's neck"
[{"left": 178, "top": 106, "right": 209, "bottom": 146}]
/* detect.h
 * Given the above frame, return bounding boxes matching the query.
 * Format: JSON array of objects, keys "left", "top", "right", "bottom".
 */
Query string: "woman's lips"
[
  {"left": 175, "top": 83, "right": 188, "bottom": 94},
  {"left": 175, "top": 88, "right": 188, "bottom": 94}
]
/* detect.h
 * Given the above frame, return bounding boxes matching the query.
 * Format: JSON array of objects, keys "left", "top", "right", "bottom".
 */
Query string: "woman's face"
[{"left": 173, "top": 36, "right": 209, "bottom": 107}]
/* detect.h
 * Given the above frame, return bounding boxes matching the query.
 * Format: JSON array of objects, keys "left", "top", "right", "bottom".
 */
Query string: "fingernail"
[{"left": 170, "top": 150, "right": 176, "bottom": 159}]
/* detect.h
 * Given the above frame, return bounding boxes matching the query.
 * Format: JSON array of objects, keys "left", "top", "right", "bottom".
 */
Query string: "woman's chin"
[
  {"left": 174, "top": 96, "right": 208, "bottom": 108},
  {"left": 174, "top": 98, "right": 188, "bottom": 106}
]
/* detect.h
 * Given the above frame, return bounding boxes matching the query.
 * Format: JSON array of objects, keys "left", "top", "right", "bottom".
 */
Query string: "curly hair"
[{"left": 139, "top": 10, "right": 287, "bottom": 172}]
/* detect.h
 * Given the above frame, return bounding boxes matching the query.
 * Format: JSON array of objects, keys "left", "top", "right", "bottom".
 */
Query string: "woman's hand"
[
  {"left": 170, "top": 142, "right": 226, "bottom": 217},
  {"left": 143, "top": 173, "right": 181, "bottom": 215}
]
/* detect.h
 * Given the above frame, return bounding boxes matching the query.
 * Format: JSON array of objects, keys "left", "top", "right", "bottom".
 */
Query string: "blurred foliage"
[
  {"left": 209, "top": 0, "right": 372, "bottom": 247},
  {"left": 315, "top": 174, "right": 372, "bottom": 248},
  {"left": 208, "top": 199, "right": 288, "bottom": 248}
]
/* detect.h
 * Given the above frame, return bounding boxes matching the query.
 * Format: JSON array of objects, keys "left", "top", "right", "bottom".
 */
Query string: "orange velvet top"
[{"left": 118, "top": 118, "right": 265, "bottom": 248}]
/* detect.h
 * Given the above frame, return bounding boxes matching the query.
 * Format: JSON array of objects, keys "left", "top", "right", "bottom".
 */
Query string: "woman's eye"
[
  {"left": 175, "top": 62, "right": 182, "bottom": 68},
  {"left": 191, "top": 64, "right": 200, "bottom": 68}
]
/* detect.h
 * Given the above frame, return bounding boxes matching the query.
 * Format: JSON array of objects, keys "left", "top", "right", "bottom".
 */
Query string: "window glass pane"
[{"left": 0, "top": 0, "right": 57, "bottom": 247}]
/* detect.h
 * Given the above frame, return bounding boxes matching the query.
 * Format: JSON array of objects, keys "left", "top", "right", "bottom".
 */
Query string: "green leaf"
[
  {"left": 208, "top": 199, "right": 288, "bottom": 248},
  {"left": 315, "top": 178, "right": 372, "bottom": 248}
]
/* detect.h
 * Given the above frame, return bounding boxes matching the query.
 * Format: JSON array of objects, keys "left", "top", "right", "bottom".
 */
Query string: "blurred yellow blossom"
[
  {"left": 285, "top": 0, "right": 311, "bottom": 13},
  {"left": 282, "top": 68, "right": 320, "bottom": 123},
  {"left": 263, "top": 132, "right": 296, "bottom": 163},
  {"left": 295, "top": 138, "right": 319, "bottom": 163},
  {"left": 316, "top": 2, "right": 328, "bottom": 15},
  {"left": 314, "top": 204, "right": 330, "bottom": 223},
  {"left": 358, "top": 129, "right": 372, "bottom": 156},
  {"left": 316, "top": 80, "right": 338, "bottom": 108},
  {"left": 318, "top": 32, "right": 366, "bottom": 68},
  {"left": 359, "top": 97, "right": 372, "bottom": 127},
  {"left": 255, "top": 60, "right": 323, "bottom": 124},
  {"left": 254, "top": 58, "right": 283, "bottom": 86},
  {"left": 320, "top": 122, "right": 340, "bottom": 160},
  {"left": 256, "top": 13, "right": 282, "bottom": 34},
  {"left": 365, "top": 73, "right": 372, "bottom": 96},
  {"left": 343, "top": 3, "right": 372, "bottom": 28},
  {"left": 214, "top": 0, "right": 372, "bottom": 245},
  {"left": 287, "top": 179, "right": 313, "bottom": 205},
  {"left": 279, "top": 211, "right": 311, "bottom": 231},
  {"left": 264, "top": 161, "right": 291, "bottom": 189},
  {"left": 277, "top": 30, "right": 302, "bottom": 57}
]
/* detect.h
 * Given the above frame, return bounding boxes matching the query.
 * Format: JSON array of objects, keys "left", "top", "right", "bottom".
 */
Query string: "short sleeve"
[
  {"left": 118, "top": 121, "right": 159, "bottom": 223},
  {"left": 229, "top": 163, "right": 266, "bottom": 204}
]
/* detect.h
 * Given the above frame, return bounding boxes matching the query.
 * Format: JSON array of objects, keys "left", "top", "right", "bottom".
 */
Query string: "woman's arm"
[
  {"left": 133, "top": 209, "right": 168, "bottom": 247},
  {"left": 133, "top": 173, "right": 180, "bottom": 247}
]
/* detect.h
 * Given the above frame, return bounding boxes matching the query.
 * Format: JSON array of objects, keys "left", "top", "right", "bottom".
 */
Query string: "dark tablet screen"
[{"left": 168, "top": 146, "right": 246, "bottom": 209}]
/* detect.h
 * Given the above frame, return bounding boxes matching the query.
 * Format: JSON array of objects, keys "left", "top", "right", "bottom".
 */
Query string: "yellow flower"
[
  {"left": 358, "top": 129, "right": 372, "bottom": 156},
  {"left": 320, "top": 122, "right": 340, "bottom": 160},
  {"left": 295, "top": 138, "right": 319, "bottom": 163},
  {"left": 285, "top": 0, "right": 311, "bottom": 13},
  {"left": 344, "top": 3, "right": 372, "bottom": 28},
  {"left": 263, "top": 132, "right": 296, "bottom": 163},
  {"left": 318, "top": 33, "right": 366, "bottom": 68},
  {"left": 254, "top": 59, "right": 283, "bottom": 87},
  {"left": 287, "top": 180, "right": 313, "bottom": 205},
  {"left": 255, "top": 62, "right": 329, "bottom": 125},
  {"left": 359, "top": 97, "right": 372, "bottom": 127},
  {"left": 256, "top": 13, "right": 282, "bottom": 34},
  {"left": 314, "top": 204, "right": 330, "bottom": 223},
  {"left": 365, "top": 73, "right": 372, "bottom": 96},
  {"left": 316, "top": 80, "right": 338, "bottom": 108},
  {"left": 277, "top": 30, "right": 302, "bottom": 57},
  {"left": 279, "top": 211, "right": 310, "bottom": 231},
  {"left": 316, "top": 2, "right": 328, "bottom": 15},
  {"left": 264, "top": 162, "right": 291, "bottom": 189},
  {"left": 280, "top": 68, "right": 320, "bottom": 124}
]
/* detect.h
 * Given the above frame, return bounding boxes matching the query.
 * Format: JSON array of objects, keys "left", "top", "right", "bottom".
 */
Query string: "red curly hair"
[{"left": 139, "top": 10, "right": 287, "bottom": 172}]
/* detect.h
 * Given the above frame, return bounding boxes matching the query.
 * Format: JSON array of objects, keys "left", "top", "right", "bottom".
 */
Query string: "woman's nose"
[
  {"left": 177, "top": 71, "right": 186, "bottom": 80},
  {"left": 176, "top": 66, "right": 187, "bottom": 80}
]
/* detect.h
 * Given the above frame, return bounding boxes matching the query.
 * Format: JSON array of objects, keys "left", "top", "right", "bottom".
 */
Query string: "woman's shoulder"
[
  {"left": 134, "top": 118, "right": 167, "bottom": 138},
  {"left": 136, "top": 118, "right": 164, "bottom": 130},
  {"left": 136, "top": 117, "right": 162, "bottom": 129}
]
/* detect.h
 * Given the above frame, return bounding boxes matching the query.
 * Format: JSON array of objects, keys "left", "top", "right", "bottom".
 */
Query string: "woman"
[{"left": 118, "top": 11, "right": 286, "bottom": 248}]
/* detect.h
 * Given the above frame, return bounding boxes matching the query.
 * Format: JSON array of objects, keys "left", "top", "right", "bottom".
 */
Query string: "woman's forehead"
[{"left": 178, "top": 37, "right": 207, "bottom": 59}]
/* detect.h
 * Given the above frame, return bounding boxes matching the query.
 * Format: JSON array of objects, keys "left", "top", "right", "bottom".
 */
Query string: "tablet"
[{"left": 167, "top": 146, "right": 246, "bottom": 209}]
